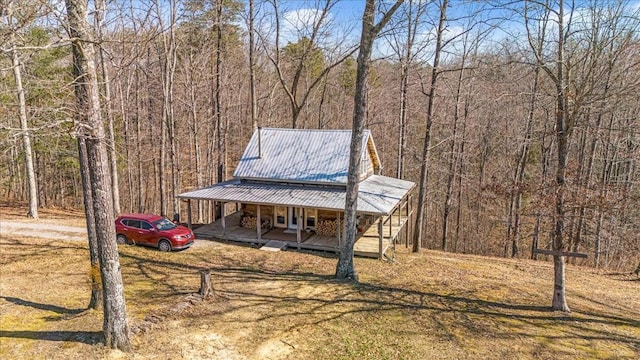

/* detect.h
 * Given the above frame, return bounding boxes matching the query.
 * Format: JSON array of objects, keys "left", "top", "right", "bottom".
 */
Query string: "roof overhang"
[{"left": 177, "top": 175, "right": 415, "bottom": 216}]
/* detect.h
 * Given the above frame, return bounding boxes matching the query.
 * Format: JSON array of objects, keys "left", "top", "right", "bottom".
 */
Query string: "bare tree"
[
  {"left": 259, "top": 0, "right": 358, "bottom": 129},
  {"left": 336, "top": 0, "right": 404, "bottom": 280},
  {"left": 413, "top": 0, "right": 448, "bottom": 252},
  {"left": 384, "top": 0, "right": 428, "bottom": 180},
  {"left": 3, "top": 0, "right": 39, "bottom": 218},
  {"left": 523, "top": 0, "right": 571, "bottom": 311},
  {"left": 94, "top": 0, "right": 120, "bottom": 215},
  {"left": 77, "top": 137, "right": 101, "bottom": 309},
  {"left": 65, "top": 0, "right": 131, "bottom": 349},
  {"left": 249, "top": 0, "right": 258, "bottom": 131}
]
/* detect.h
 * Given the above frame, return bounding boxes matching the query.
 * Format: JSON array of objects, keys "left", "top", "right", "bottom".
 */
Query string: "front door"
[
  {"left": 288, "top": 207, "right": 301, "bottom": 230},
  {"left": 274, "top": 206, "right": 287, "bottom": 228}
]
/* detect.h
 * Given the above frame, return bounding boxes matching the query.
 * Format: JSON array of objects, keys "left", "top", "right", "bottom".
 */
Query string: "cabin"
[{"left": 177, "top": 128, "right": 415, "bottom": 259}]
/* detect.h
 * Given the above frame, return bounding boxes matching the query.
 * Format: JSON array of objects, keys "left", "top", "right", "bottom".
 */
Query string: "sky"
[{"left": 268, "top": 0, "right": 640, "bottom": 62}]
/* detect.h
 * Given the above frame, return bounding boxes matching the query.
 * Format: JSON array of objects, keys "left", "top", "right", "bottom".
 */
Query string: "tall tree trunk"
[
  {"left": 249, "top": 0, "right": 258, "bottom": 131},
  {"left": 94, "top": 0, "right": 120, "bottom": 215},
  {"left": 216, "top": 0, "right": 225, "bottom": 185},
  {"left": 77, "top": 137, "right": 102, "bottom": 310},
  {"left": 187, "top": 63, "right": 204, "bottom": 223},
  {"left": 551, "top": 0, "right": 570, "bottom": 312},
  {"left": 595, "top": 114, "right": 615, "bottom": 268},
  {"left": 158, "top": 43, "right": 167, "bottom": 216},
  {"left": 118, "top": 77, "right": 133, "bottom": 212},
  {"left": 157, "top": 0, "right": 179, "bottom": 217},
  {"left": 531, "top": 116, "right": 553, "bottom": 260},
  {"left": 6, "top": 1, "right": 38, "bottom": 219},
  {"left": 413, "top": 0, "right": 447, "bottom": 252},
  {"left": 66, "top": 0, "right": 131, "bottom": 349},
  {"left": 510, "top": 64, "right": 540, "bottom": 257},
  {"left": 336, "top": 0, "right": 404, "bottom": 280},
  {"left": 454, "top": 95, "right": 468, "bottom": 252},
  {"left": 136, "top": 65, "right": 144, "bottom": 213},
  {"left": 442, "top": 61, "right": 464, "bottom": 252}
]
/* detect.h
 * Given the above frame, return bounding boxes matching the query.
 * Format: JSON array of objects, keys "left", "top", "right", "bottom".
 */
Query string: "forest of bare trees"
[{"left": 2, "top": 0, "right": 639, "bottom": 272}]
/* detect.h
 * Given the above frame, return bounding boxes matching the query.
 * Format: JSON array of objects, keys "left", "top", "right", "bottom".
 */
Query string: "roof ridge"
[{"left": 258, "top": 127, "right": 367, "bottom": 133}]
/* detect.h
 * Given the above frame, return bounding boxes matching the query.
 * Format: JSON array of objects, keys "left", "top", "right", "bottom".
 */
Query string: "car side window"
[
  {"left": 124, "top": 219, "right": 141, "bottom": 228},
  {"left": 141, "top": 221, "right": 153, "bottom": 230}
]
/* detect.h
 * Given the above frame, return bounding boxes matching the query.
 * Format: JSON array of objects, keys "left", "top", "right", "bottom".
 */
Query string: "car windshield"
[{"left": 153, "top": 218, "right": 177, "bottom": 231}]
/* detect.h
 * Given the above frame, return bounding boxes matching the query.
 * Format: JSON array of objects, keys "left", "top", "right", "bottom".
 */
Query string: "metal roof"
[
  {"left": 233, "top": 128, "right": 377, "bottom": 185},
  {"left": 177, "top": 175, "right": 415, "bottom": 216}
]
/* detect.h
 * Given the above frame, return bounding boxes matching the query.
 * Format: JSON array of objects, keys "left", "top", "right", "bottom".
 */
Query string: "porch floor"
[{"left": 192, "top": 211, "right": 409, "bottom": 259}]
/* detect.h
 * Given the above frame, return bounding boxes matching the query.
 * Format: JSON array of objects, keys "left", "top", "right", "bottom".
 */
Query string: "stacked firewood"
[
  {"left": 240, "top": 216, "right": 271, "bottom": 230},
  {"left": 241, "top": 216, "right": 258, "bottom": 229},
  {"left": 316, "top": 220, "right": 342, "bottom": 236}
]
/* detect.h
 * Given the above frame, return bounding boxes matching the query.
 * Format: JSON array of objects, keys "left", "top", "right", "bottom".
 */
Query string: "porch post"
[
  {"left": 378, "top": 218, "right": 383, "bottom": 259},
  {"left": 397, "top": 203, "right": 401, "bottom": 234},
  {"left": 389, "top": 213, "right": 392, "bottom": 243},
  {"left": 257, "top": 204, "right": 261, "bottom": 241},
  {"left": 408, "top": 194, "right": 413, "bottom": 247},
  {"left": 404, "top": 197, "right": 408, "bottom": 247},
  {"left": 296, "top": 208, "right": 302, "bottom": 249},
  {"left": 336, "top": 212, "right": 341, "bottom": 248},
  {"left": 221, "top": 202, "right": 226, "bottom": 234},
  {"left": 187, "top": 199, "right": 192, "bottom": 230}
]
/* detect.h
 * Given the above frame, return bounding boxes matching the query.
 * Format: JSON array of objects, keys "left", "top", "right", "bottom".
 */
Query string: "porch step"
[{"left": 260, "top": 240, "right": 288, "bottom": 252}]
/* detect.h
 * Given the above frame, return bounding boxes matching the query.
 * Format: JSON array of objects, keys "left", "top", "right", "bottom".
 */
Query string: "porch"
[{"left": 192, "top": 211, "right": 410, "bottom": 259}]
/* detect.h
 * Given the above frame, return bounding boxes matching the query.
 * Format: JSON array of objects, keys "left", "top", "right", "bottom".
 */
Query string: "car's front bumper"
[{"left": 171, "top": 240, "right": 194, "bottom": 250}]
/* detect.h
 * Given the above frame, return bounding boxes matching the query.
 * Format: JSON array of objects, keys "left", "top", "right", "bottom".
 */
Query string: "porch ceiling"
[{"left": 177, "top": 175, "right": 415, "bottom": 216}]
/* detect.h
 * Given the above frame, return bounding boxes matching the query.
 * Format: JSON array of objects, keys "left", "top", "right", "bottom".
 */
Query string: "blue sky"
[{"left": 269, "top": 0, "right": 640, "bottom": 62}]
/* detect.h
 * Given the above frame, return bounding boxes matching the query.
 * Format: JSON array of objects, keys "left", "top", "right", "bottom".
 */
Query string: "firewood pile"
[
  {"left": 240, "top": 216, "right": 271, "bottom": 230},
  {"left": 316, "top": 219, "right": 342, "bottom": 236}
]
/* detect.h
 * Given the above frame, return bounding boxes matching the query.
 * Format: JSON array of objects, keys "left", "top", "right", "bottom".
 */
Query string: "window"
[
  {"left": 274, "top": 206, "right": 287, "bottom": 228},
  {"left": 153, "top": 218, "right": 177, "bottom": 230},
  {"left": 124, "top": 219, "right": 141, "bottom": 228},
  {"left": 361, "top": 152, "right": 368, "bottom": 175},
  {"left": 305, "top": 209, "right": 317, "bottom": 229},
  {"left": 141, "top": 221, "right": 153, "bottom": 230},
  {"left": 306, "top": 217, "right": 316, "bottom": 227}
]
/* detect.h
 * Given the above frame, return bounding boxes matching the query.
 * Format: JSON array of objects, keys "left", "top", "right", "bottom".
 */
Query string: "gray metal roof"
[
  {"left": 233, "top": 128, "right": 376, "bottom": 185},
  {"left": 177, "top": 175, "right": 415, "bottom": 215}
]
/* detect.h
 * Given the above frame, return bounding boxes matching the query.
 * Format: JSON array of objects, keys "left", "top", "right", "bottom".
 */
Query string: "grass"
[{"left": 1, "top": 206, "right": 639, "bottom": 359}]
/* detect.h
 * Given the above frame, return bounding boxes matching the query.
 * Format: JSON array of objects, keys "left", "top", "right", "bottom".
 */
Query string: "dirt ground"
[{"left": 1, "top": 203, "right": 639, "bottom": 359}]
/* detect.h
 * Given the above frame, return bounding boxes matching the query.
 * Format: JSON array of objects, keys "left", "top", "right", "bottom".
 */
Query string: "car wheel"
[
  {"left": 158, "top": 240, "right": 171, "bottom": 252},
  {"left": 116, "top": 234, "right": 127, "bottom": 245}
]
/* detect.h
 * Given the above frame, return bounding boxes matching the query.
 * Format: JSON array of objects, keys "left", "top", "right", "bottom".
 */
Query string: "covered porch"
[
  {"left": 177, "top": 175, "right": 415, "bottom": 259},
  {"left": 191, "top": 209, "right": 411, "bottom": 259}
]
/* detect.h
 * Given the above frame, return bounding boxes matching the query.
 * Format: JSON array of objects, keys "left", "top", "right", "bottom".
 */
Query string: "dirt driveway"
[
  {"left": 0, "top": 219, "right": 217, "bottom": 248},
  {"left": 0, "top": 220, "right": 88, "bottom": 241}
]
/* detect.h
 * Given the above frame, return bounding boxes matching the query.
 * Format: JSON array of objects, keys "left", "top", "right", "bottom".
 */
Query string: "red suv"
[{"left": 115, "top": 214, "right": 194, "bottom": 252}]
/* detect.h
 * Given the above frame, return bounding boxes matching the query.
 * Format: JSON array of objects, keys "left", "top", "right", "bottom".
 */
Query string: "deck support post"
[
  {"left": 336, "top": 212, "right": 341, "bottom": 249},
  {"left": 404, "top": 197, "right": 409, "bottom": 247},
  {"left": 378, "top": 219, "right": 383, "bottom": 259},
  {"left": 408, "top": 194, "right": 413, "bottom": 247},
  {"left": 296, "top": 208, "right": 302, "bottom": 250},
  {"left": 187, "top": 200, "right": 192, "bottom": 230},
  {"left": 397, "top": 203, "right": 401, "bottom": 240},
  {"left": 221, "top": 202, "right": 226, "bottom": 235},
  {"left": 257, "top": 204, "right": 261, "bottom": 241}
]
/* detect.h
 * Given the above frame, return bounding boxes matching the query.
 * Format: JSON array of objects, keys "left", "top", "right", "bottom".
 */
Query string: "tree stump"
[{"left": 199, "top": 269, "right": 214, "bottom": 298}]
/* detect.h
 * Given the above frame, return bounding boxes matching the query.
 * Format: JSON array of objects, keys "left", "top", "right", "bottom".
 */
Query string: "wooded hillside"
[{"left": 1, "top": 0, "right": 639, "bottom": 271}]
